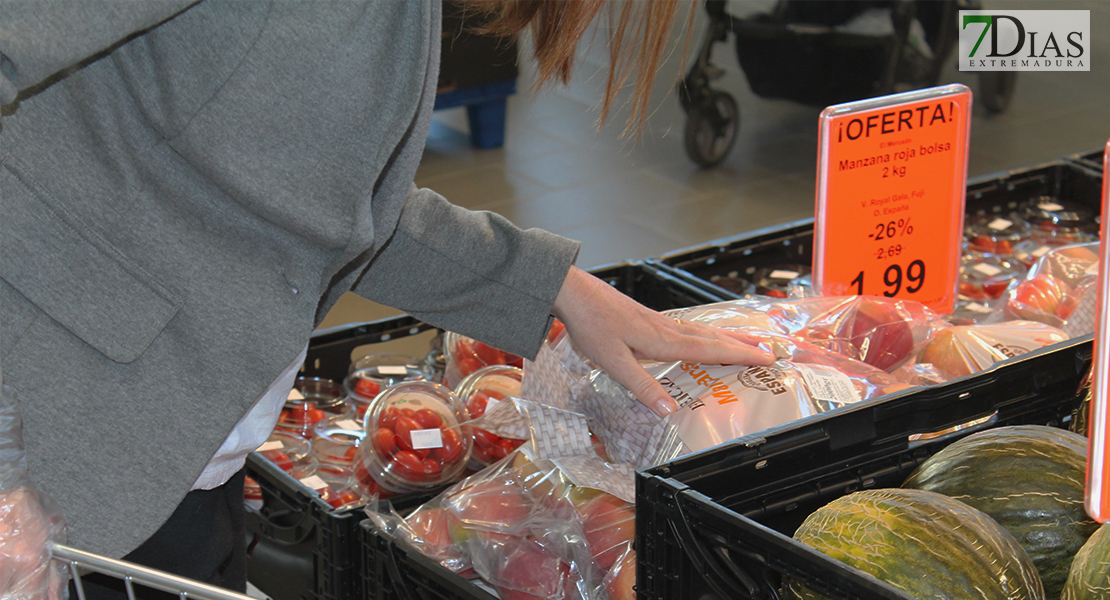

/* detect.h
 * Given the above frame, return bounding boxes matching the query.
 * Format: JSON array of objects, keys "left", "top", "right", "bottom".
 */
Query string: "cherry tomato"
[
  {"left": 473, "top": 428, "right": 500, "bottom": 449},
  {"left": 378, "top": 407, "right": 400, "bottom": 431},
  {"left": 433, "top": 428, "right": 464, "bottom": 464},
  {"left": 261, "top": 450, "right": 293, "bottom": 472},
  {"left": 547, "top": 319, "right": 566, "bottom": 343},
  {"left": 457, "top": 356, "right": 483, "bottom": 378},
  {"left": 485, "top": 389, "right": 507, "bottom": 401},
  {"left": 473, "top": 342, "right": 505, "bottom": 366},
  {"left": 390, "top": 450, "right": 425, "bottom": 481},
  {"left": 393, "top": 417, "right": 422, "bottom": 452},
  {"left": 354, "top": 378, "right": 381, "bottom": 399},
  {"left": 344, "top": 446, "right": 359, "bottom": 462},
  {"left": 467, "top": 392, "right": 490, "bottom": 418},
  {"left": 471, "top": 444, "right": 494, "bottom": 464},
  {"left": 412, "top": 408, "right": 444, "bottom": 429},
  {"left": 328, "top": 490, "right": 361, "bottom": 509},
  {"left": 421, "top": 458, "right": 443, "bottom": 478},
  {"left": 372, "top": 428, "right": 398, "bottom": 458}
]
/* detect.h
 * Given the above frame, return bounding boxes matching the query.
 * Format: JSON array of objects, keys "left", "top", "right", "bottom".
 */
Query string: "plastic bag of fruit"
[
  {"left": 788, "top": 296, "right": 949, "bottom": 373},
  {"left": 916, "top": 320, "right": 1069, "bottom": 381},
  {"left": 1004, "top": 242, "right": 1099, "bottom": 333},
  {"left": 383, "top": 450, "right": 637, "bottom": 600},
  {"left": 0, "top": 384, "right": 68, "bottom": 600},
  {"left": 576, "top": 346, "right": 907, "bottom": 468}
]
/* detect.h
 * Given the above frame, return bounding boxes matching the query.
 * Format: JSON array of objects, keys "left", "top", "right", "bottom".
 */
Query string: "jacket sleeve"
[
  {"left": 353, "top": 184, "right": 581, "bottom": 360},
  {"left": 0, "top": 1, "right": 198, "bottom": 105}
]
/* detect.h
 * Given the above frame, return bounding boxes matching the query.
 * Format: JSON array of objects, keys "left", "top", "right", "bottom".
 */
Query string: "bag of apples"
[
  {"left": 380, "top": 449, "right": 638, "bottom": 600},
  {"left": 916, "top": 320, "right": 1069, "bottom": 381},
  {"left": 0, "top": 384, "right": 68, "bottom": 600},
  {"left": 1004, "top": 241, "right": 1098, "bottom": 334},
  {"left": 576, "top": 346, "right": 912, "bottom": 469}
]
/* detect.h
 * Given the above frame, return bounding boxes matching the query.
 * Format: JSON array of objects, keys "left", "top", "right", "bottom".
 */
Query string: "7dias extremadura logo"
[{"left": 960, "top": 10, "right": 1089, "bottom": 71}]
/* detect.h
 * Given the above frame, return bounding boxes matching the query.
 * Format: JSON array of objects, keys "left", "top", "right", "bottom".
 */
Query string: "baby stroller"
[{"left": 679, "top": 0, "right": 1017, "bottom": 167}]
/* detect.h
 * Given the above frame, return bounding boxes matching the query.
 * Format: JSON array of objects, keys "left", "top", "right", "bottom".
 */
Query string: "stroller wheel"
[
  {"left": 684, "top": 91, "right": 739, "bottom": 168},
  {"left": 977, "top": 71, "right": 1018, "bottom": 114}
]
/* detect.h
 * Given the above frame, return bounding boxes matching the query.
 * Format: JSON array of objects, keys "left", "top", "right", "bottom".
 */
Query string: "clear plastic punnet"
[
  {"left": 453, "top": 366, "right": 527, "bottom": 471},
  {"left": 357, "top": 381, "right": 473, "bottom": 495},
  {"left": 1, "top": 384, "right": 68, "bottom": 600}
]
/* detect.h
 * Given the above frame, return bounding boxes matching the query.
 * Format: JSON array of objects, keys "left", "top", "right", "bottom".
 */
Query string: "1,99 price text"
[{"left": 849, "top": 259, "right": 926, "bottom": 297}]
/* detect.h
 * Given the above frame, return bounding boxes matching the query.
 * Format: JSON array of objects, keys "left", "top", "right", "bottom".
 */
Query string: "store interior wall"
[{"left": 317, "top": 0, "right": 1110, "bottom": 361}]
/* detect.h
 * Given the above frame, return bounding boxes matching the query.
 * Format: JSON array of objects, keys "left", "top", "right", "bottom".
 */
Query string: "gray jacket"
[{"left": 0, "top": 0, "right": 579, "bottom": 557}]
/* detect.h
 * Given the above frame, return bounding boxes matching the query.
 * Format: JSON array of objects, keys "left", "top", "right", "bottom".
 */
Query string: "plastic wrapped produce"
[
  {"left": 444, "top": 332, "right": 525, "bottom": 389},
  {"left": 454, "top": 366, "right": 527, "bottom": 471},
  {"left": 274, "top": 379, "right": 350, "bottom": 439},
  {"left": 344, "top": 355, "right": 427, "bottom": 419},
  {"left": 792, "top": 296, "right": 948, "bottom": 372},
  {"left": 0, "top": 384, "right": 68, "bottom": 600},
  {"left": 386, "top": 452, "right": 637, "bottom": 600},
  {"left": 578, "top": 349, "right": 905, "bottom": 468},
  {"left": 958, "top": 252, "right": 1027, "bottom": 301},
  {"left": 1004, "top": 242, "right": 1099, "bottom": 335},
  {"left": 357, "top": 381, "right": 472, "bottom": 495},
  {"left": 965, "top": 213, "right": 1031, "bottom": 255},
  {"left": 917, "top": 321, "right": 1069, "bottom": 381}
]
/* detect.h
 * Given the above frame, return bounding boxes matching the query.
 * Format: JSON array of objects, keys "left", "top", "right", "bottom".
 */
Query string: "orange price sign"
[
  {"left": 813, "top": 85, "right": 972, "bottom": 313},
  {"left": 1086, "top": 139, "right": 1110, "bottom": 523}
]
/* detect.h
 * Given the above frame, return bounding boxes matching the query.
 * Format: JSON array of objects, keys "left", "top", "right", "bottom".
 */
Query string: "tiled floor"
[{"left": 319, "top": 0, "right": 1110, "bottom": 358}]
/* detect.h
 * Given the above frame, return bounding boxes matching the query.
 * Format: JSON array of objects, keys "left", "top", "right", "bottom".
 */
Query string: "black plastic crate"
[
  {"left": 361, "top": 518, "right": 498, "bottom": 600},
  {"left": 1068, "top": 146, "right": 1106, "bottom": 173},
  {"left": 246, "top": 261, "right": 718, "bottom": 600},
  {"left": 635, "top": 334, "right": 1092, "bottom": 600},
  {"left": 655, "top": 160, "right": 1103, "bottom": 300}
]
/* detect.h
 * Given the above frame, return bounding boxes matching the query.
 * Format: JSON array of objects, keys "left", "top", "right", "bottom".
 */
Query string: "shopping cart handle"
[{"left": 48, "top": 543, "right": 257, "bottom": 600}]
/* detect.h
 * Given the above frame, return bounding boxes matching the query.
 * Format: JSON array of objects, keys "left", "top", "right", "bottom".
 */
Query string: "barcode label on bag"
[
  {"left": 795, "top": 364, "right": 860, "bottom": 406},
  {"left": 988, "top": 218, "right": 1013, "bottom": 231},
  {"left": 973, "top": 263, "right": 1002, "bottom": 277}
]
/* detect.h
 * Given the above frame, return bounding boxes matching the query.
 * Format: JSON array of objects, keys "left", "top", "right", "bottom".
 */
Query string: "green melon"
[
  {"left": 1062, "top": 522, "right": 1110, "bottom": 600},
  {"left": 787, "top": 488, "right": 1044, "bottom": 600},
  {"left": 903, "top": 425, "right": 1096, "bottom": 598}
]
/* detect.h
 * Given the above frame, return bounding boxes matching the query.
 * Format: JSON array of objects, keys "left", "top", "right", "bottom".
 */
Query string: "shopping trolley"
[
  {"left": 679, "top": 0, "right": 1017, "bottom": 167},
  {"left": 49, "top": 543, "right": 256, "bottom": 600}
]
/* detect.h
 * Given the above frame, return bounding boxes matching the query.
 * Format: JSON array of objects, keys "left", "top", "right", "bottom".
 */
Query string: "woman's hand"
[{"left": 551, "top": 266, "right": 775, "bottom": 417}]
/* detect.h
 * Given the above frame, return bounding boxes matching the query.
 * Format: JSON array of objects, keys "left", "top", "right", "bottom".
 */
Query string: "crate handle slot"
[{"left": 671, "top": 490, "right": 766, "bottom": 598}]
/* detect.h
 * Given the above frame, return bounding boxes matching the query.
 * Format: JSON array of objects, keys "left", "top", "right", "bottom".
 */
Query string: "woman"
[{"left": 0, "top": 1, "right": 771, "bottom": 596}]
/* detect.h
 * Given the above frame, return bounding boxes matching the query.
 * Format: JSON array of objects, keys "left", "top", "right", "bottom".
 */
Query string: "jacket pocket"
[{"left": 0, "top": 159, "right": 181, "bottom": 363}]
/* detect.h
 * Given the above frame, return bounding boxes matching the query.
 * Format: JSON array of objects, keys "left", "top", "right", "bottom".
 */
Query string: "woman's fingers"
[{"left": 552, "top": 267, "right": 774, "bottom": 415}]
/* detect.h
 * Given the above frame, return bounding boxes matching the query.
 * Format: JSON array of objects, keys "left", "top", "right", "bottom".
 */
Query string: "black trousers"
[{"left": 70, "top": 471, "right": 247, "bottom": 600}]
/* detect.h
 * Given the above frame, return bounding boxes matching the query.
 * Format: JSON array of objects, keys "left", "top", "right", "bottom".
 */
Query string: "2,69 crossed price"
[{"left": 849, "top": 260, "right": 926, "bottom": 297}]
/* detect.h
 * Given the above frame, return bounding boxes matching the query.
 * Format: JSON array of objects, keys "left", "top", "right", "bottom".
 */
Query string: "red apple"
[
  {"left": 605, "top": 550, "right": 636, "bottom": 600},
  {"left": 445, "top": 475, "right": 532, "bottom": 542},
  {"left": 1005, "top": 273, "right": 1071, "bottom": 322},
  {"left": 491, "top": 537, "right": 573, "bottom": 600},
  {"left": 576, "top": 493, "right": 635, "bottom": 571}
]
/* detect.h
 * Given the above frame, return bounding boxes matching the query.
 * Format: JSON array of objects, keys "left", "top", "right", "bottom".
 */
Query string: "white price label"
[
  {"left": 257, "top": 440, "right": 284, "bottom": 452},
  {"left": 795, "top": 364, "right": 860, "bottom": 406},
  {"left": 1038, "top": 202, "right": 1065, "bottom": 211},
  {"left": 1031, "top": 245, "right": 1051, "bottom": 258},
  {"left": 973, "top": 263, "right": 1003, "bottom": 277},
  {"left": 300, "top": 475, "right": 328, "bottom": 490},
  {"left": 337, "top": 419, "right": 361, "bottom": 431},
  {"left": 378, "top": 366, "right": 409, "bottom": 376},
  {"left": 287, "top": 389, "right": 305, "bottom": 401},
  {"left": 1087, "top": 261, "right": 1100, "bottom": 276},
  {"left": 410, "top": 428, "right": 444, "bottom": 450},
  {"left": 987, "top": 218, "right": 1013, "bottom": 231},
  {"left": 769, "top": 270, "right": 800, "bottom": 280}
]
